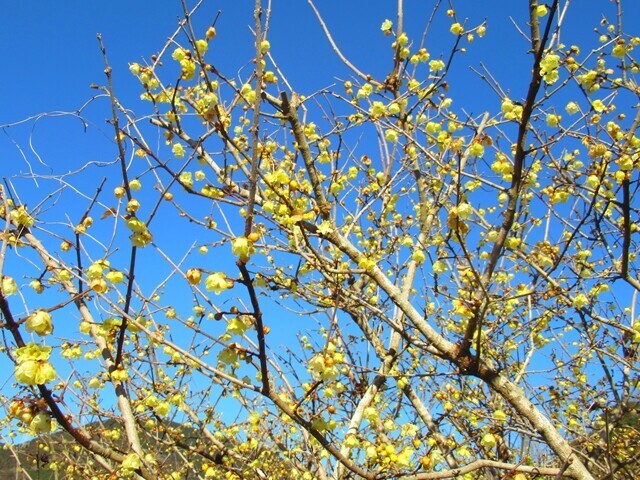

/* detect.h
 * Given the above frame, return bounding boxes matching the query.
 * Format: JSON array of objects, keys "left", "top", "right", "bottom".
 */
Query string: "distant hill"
[{"left": 0, "top": 419, "right": 204, "bottom": 479}]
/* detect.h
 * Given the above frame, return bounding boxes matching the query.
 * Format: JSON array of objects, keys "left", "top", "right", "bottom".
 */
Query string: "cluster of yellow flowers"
[
  {"left": 307, "top": 341, "right": 344, "bottom": 381},
  {"left": 8, "top": 400, "right": 52, "bottom": 434},
  {"left": 14, "top": 343, "right": 56, "bottom": 385},
  {"left": 9, "top": 204, "right": 35, "bottom": 227},
  {"left": 125, "top": 216, "right": 153, "bottom": 248}
]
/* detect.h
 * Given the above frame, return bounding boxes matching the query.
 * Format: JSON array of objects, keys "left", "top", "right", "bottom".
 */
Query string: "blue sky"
[{"left": 3, "top": 0, "right": 637, "bottom": 121}]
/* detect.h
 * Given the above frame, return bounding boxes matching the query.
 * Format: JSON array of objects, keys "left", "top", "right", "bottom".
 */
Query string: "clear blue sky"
[{"left": 2, "top": 0, "right": 637, "bottom": 121}]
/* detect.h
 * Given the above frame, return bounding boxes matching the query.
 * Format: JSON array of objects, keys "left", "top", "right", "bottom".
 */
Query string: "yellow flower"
[
  {"left": 155, "top": 401, "right": 171, "bottom": 416},
  {"left": 546, "top": 113, "right": 561, "bottom": 127},
  {"left": 15, "top": 358, "right": 56, "bottom": 385},
  {"left": 106, "top": 271, "right": 125, "bottom": 284},
  {"left": 86, "top": 262, "right": 105, "bottom": 280},
  {"left": 468, "top": 142, "right": 485, "bottom": 157},
  {"left": 429, "top": 59, "right": 445, "bottom": 72},
  {"left": 481, "top": 432, "right": 498, "bottom": 448},
  {"left": 217, "top": 347, "right": 239, "bottom": 366},
  {"left": 125, "top": 217, "right": 147, "bottom": 233},
  {"left": 260, "top": 40, "right": 271, "bottom": 53},
  {"left": 172, "top": 47, "right": 187, "bottom": 61},
  {"left": 2, "top": 276, "right": 18, "bottom": 296},
  {"left": 129, "top": 63, "right": 141, "bottom": 75},
  {"left": 128, "top": 179, "right": 141, "bottom": 191},
  {"left": 232, "top": 236, "right": 255, "bottom": 262},
  {"left": 29, "top": 411, "right": 52, "bottom": 435},
  {"left": 186, "top": 268, "right": 202, "bottom": 285},
  {"left": 126, "top": 199, "right": 140, "bottom": 213},
  {"left": 205, "top": 273, "right": 232, "bottom": 294},
  {"left": 29, "top": 280, "right": 44, "bottom": 294},
  {"left": 25, "top": 310, "right": 53, "bottom": 336},
  {"left": 195, "top": 39, "right": 208, "bottom": 56},
  {"left": 536, "top": 4, "right": 548, "bottom": 17},
  {"left": 412, "top": 249, "right": 426, "bottom": 264},
  {"left": 227, "top": 317, "right": 251, "bottom": 336},
  {"left": 172, "top": 143, "right": 185, "bottom": 158},
  {"left": 591, "top": 99, "right": 606, "bottom": 113},
  {"left": 179, "top": 171, "right": 194, "bottom": 189},
  {"left": 369, "top": 101, "right": 386, "bottom": 117},
  {"left": 10, "top": 205, "right": 35, "bottom": 227},
  {"left": 565, "top": 102, "right": 579, "bottom": 114},
  {"left": 381, "top": 19, "right": 393, "bottom": 34},
  {"left": 317, "top": 221, "right": 333, "bottom": 235},
  {"left": 90, "top": 278, "right": 108, "bottom": 293},
  {"left": 122, "top": 453, "right": 141, "bottom": 470},
  {"left": 385, "top": 129, "right": 399, "bottom": 142},
  {"left": 572, "top": 293, "right": 589, "bottom": 309},
  {"left": 540, "top": 53, "right": 560, "bottom": 85},
  {"left": 432, "top": 260, "right": 447, "bottom": 274},
  {"left": 450, "top": 23, "right": 464, "bottom": 35},
  {"left": 612, "top": 43, "right": 627, "bottom": 58},
  {"left": 130, "top": 230, "right": 153, "bottom": 248},
  {"left": 16, "top": 343, "right": 53, "bottom": 362}
]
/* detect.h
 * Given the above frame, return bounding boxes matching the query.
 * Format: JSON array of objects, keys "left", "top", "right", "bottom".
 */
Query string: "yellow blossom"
[
  {"left": 381, "top": 19, "right": 393, "bottom": 35},
  {"left": 591, "top": 99, "right": 606, "bottom": 113},
  {"left": 468, "top": 142, "right": 485, "bottom": 157},
  {"left": 429, "top": 59, "right": 445, "bottom": 72},
  {"left": 90, "top": 278, "right": 108, "bottom": 293},
  {"left": 2, "top": 276, "right": 18, "bottom": 296},
  {"left": 232, "top": 236, "right": 255, "bottom": 262},
  {"left": 481, "top": 432, "right": 498, "bottom": 448},
  {"left": 25, "top": 310, "right": 53, "bottom": 336},
  {"left": 122, "top": 453, "right": 141, "bottom": 470},
  {"left": 565, "top": 102, "right": 579, "bottom": 114},
  {"left": 130, "top": 230, "right": 153, "bottom": 248},
  {"left": 540, "top": 53, "right": 560, "bottom": 85},
  {"left": 186, "top": 268, "right": 202, "bottom": 285},
  {"left": 412, "top": 249, "right": 426, "bottom": 264},
  {"left": 227, "top": 317, "right": 251, "bottom": 336},
  {"left": 29, "top": 411, "right": 52, "bottom": 434},
  {"left": 546, "top": 113, "right": 561, "bottom": 127},
  {"left": 195, "top": 39, "right": 208, "bottom": 56},
  {"left": 106, "top": 271, "right": 125, "bottom": 284},
  {"left": 10, "top": 205, "right": 35, "bottom": 227},
  {"left": 173, "top": 143, "right": 185, "bottom": 158},
  {"left": 172, "top": 47, "right": 187, "bottom": 61},
  {"left": 29, "top": 280, "right": 44, "bottom": 294},
  {"left": 125, "top": 217, "right": 147, "bottom": 233},
  {"left": 432, "top": 260, "right": 447, "bottom": 274},
  {"left": 14, "top": 343, "right": 56, "bottom": 385},
  {"left": 450, "top": 23, "right": 464, "bottom": 35},
  {"left": 572, "top": 293, "right": 589, "bottom": 309},
  {"left": 180, "top": 171, "right": 194, "bottom": 189},
  {"left": 205, "top": 272, "right": 232, "bottom": 294}
]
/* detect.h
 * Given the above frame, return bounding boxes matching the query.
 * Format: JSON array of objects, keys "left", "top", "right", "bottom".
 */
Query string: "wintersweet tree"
[{"left": 1, "top": 0, "right": 639, "bottom": 479}]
